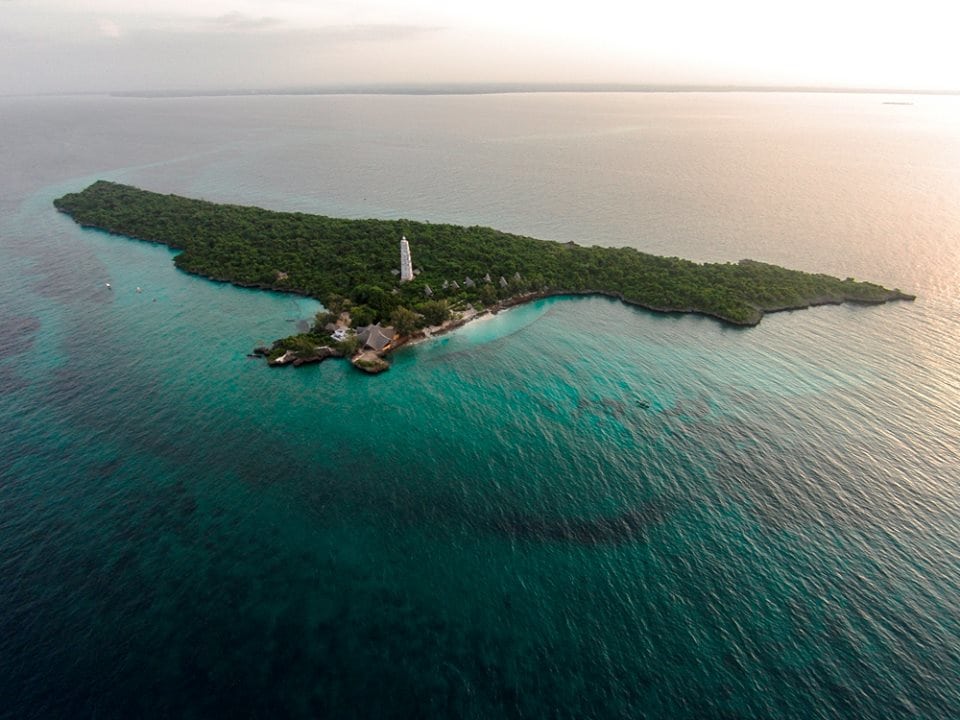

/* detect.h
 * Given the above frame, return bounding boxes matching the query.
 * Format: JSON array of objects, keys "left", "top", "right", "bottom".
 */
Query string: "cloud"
[
  {"left": 189, "top": 14, "right": 439, "bottom": 44},
  {"left": 172, "top": 12, "right": 438, "bottom": 44},
  {"left": 307, "top": 23, "right": 442, "bottom": 43},
  {"left": 201, "top": 12, "right": 282, "bottom": 33},
  {"left": 0, "top": 17, "right": 450, "bottom": 94}
]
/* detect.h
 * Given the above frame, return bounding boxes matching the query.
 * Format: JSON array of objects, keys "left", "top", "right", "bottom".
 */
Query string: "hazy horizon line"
[{"left": 6, "top": 82, "right": 960, "bottom": 100}]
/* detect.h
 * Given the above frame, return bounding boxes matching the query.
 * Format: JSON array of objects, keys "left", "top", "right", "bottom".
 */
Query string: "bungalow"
[{"left": 356, "top": 323, "right": 396, "bottom": 352}]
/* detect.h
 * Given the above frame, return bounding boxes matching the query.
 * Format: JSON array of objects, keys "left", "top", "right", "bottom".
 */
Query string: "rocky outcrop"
[
  {"left": 292, "top": 346, "right": 343, "bottom": 366},
  {"left": 267, "top": 346, "right": 343, "bottom": 367},
  {"left": 351, "top": 351, "right": 390, "bottom": 374},
  {"left": 268, "top": 350, "right": 297, "bottom": 366}
]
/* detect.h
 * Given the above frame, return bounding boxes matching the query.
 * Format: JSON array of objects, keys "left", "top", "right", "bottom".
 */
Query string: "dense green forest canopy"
[{"left": 54, "top": 181, "right": 912, "bottom": 328}]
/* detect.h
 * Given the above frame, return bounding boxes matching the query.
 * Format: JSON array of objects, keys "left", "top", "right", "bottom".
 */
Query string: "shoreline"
[
  {"left": 342, "top": 284, "right": 916, "bottom": 372},
  {"left": 393, "top": 284, "right": 916, "bottom": 352},
  {"left": 54, "top": 181, "right": 917, "bottom": 376}
]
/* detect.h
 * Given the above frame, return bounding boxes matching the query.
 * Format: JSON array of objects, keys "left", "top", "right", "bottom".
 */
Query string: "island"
[{"left": 54, "top": 181, "right": 914, "bottom": 372}]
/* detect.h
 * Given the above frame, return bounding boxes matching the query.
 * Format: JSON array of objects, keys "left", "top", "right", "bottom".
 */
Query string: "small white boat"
[{"left": 105, "top": 283, "right": 111, "bottom": 289}]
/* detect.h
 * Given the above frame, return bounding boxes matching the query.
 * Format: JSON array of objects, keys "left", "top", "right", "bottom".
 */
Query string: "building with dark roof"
[{"left": 356, "top": 323, "right": 396, "bottom": 352}]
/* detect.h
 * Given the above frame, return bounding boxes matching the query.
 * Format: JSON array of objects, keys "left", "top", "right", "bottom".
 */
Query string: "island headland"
[{"left": 54, "top": 181, "right": 914, "bottom": 373}]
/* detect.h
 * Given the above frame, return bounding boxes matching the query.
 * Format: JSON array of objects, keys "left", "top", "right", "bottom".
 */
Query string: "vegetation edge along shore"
[{"left": 54, "top": 181, "right": 915, "bottom": 372}]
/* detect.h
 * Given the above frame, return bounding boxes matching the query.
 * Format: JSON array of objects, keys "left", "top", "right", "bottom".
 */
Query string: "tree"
[
  {"left": 324, "top": 294, "right": 350, "bottom": 316},
  {"left": 390, "top": 306, "right": 420, "bottom": 335},
  {"left": 336, "top": 334, "right": 360, "bottom": 355},
  {"left": 418, "top": 299, "right": 450, "bottom": 326},
  {"left": 479, "top": 284, "right": 497, "bottom": 307},
  {"left": 314, "top": 311, "right": 336, "bottom": 329},
  {"left": 351, "top": 305, "right": 376, "bottom": 327}
]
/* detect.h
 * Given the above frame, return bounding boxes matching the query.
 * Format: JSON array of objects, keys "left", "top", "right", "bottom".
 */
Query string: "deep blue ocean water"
[{"left": 1, "top": 92, "right": 960, "bottom": 718}]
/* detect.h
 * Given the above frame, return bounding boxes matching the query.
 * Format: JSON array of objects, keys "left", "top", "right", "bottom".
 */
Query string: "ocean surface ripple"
[{"left": 1, "top": 91, "right": 959, "bottom": 718}]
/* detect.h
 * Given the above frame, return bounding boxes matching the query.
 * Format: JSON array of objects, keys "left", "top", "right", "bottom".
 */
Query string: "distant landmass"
[
  {"left": 54, "top": 181, "right": 914, "bottom": 371},
  {"left": 109, "top": 83, "right": 960, "bottom": 99}
]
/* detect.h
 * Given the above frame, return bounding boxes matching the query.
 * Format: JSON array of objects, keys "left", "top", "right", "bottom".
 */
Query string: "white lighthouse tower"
[{"left": 399, "top": 235, "right": 414, "bottom": 282}]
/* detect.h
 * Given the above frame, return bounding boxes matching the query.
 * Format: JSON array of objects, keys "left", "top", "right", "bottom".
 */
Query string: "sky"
[{"left": 1, "top": 0, "right": 958, "bottom": 95}]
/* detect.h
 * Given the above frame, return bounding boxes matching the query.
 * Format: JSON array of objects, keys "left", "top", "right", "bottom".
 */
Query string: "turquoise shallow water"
[{"left": 2, "top": 92, "right": 960, "bottom": 718}]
